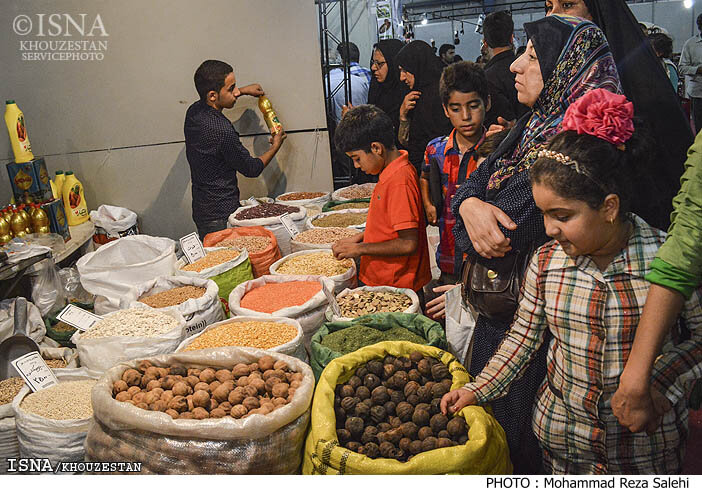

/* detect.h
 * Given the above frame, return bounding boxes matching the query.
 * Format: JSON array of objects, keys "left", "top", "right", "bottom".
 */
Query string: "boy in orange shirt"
[{"left": 332, "top": 105, "right": 432, "bottom": 300}]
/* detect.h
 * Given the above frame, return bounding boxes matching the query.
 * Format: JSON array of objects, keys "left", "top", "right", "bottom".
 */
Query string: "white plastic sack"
[
  {"left": 71, "top": 308, "right": 187, "bottom": 373},
  {"left": 331, "top": 183, "right": 376, "bottom": 202},
  {"left": 121, "top": 276, "right": 224, "bottom": 337},
  {"left": 275, "top": 191, "right": 331, "bottom": 210},
  {"left": 176, "top": 316, "right": 307, "bottom": 362},
  {"left": 229, "top": 275, "right": 335, "bottom": 352},
  {"left": 176, "top": 247, "right": 249, "bottom": 280},
  {"left": 41, "top": 346, "right": 79, "bottom": 368},
  {"left": 13, "top": 368, "right": 101, "bottom": 470},
  {"left": 89, "top": 204, "right": 138, "bottom": 237},
  {"left": 76, "top": 235, "right": 176, "bottom": 314},
  {"left": 445, "top": 285, "right": 476, "bottom": 367},
  {"left": 0, "top": 297, "right": 45, "bottom": 344},
  {"left": 307, "top": 208, "right": 367, "bottom": 231},
  {"left": 290, "top": 239, "right": 332, "bottom": 253},
  {"left": 326, "top": 286, "right": 420, "bottom": 322},
  {"left": 269, "top": 249, "right": 357, "bottom": 294},
  {"left": 0, "top": 416, "right": 18, "bottom": 474},
  {"left": 228, "top": 204, "right": 308, "bottom": 256}
]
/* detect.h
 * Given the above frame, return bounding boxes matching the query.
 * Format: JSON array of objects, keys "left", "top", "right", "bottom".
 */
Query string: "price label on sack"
[
  {"left": 56, "top": 303, "right": 102, "bottom": 332},
  {"left": 323, "top": 287, "right": 342, "bottom": 317},
  {"left": 246, "top": 196, "right": 259, "bottom": 207},
  {"left": 11, "top": 351, "right": 59, "bottom": 392},
  {"left": 278, "top": 212, "right": 299, "bottom": 238},
  {"left": 180, "top": 232, "right": 206, "bottom": 264}
]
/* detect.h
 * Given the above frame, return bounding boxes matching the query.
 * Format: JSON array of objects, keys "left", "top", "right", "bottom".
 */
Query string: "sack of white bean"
[
  {"left": 228, "top": 204, "right": 308, "bottom": 256},
  {"left": 72, "top": 308, "right": 187, "bottom": 372},
  {"left": 13, "top": 368, "right": 102, "bottom": 472},
  {"left": 121, "top": 276, "right": 225, "bottom": 337},
  {"left": 326, "top": 286, "right": 421, "bottom": 322},
  {"left": 269, "top": 250, "right": 357, "bottom": 294},
  {"left": 84, "top": 348, "right": 314, "bottom": 474}
]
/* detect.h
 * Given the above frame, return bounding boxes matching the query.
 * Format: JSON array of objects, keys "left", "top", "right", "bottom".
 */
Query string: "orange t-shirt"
[{"left": 359, "top": 150, "right": 432, "bottom": 292}]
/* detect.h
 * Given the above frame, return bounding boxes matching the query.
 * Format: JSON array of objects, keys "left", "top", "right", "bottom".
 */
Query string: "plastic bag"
[
  {"left": 303, "top": 341, "right": 512, "bottom": 474},
  {"left": 228, "top": 204, "right": 308, "bottom": 256},
  {"left": 228, "top": 275, "right": 336, "bottom": 352},
  {"left": 445, "top": 285, "right": 476, "bottom": 367},
  {"left": 307, "top": 209, "right": 367, "bottom": 231},
  {"left": 29, "top": 258, "right": 65, "bottom": 317},
  {"left": 89, "top": 204, "right": 139, "bottom": 246},
  {"left": 0, "top": 297, "right": 45, "bottom": 345},
  {"left": 84, "top": 348, "right": 314, "bottom": 474},
  {"left": 58, "top": 266, "right": 94, "bottom": 305},
  {"left": 203, "top": 226, "right": 281, "bottom": 278},
  {"left": 76, "top": 235, "right": 176, "bottom": 315},
  {"left": 326, "top": 286, "right": 421, "bottom": 322},
  {"left": 269, "top": 249, "right": 357, "bottom": 294},
  {"left": 309, "top": 312, "right": 447, "bottom": 380}
]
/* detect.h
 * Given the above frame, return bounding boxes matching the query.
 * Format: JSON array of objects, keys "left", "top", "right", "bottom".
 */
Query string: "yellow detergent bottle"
[
  {"left": 4, "top": 100, "right": 34, "bottom": 163},
  {"left": 62, "top": 171, "right": 89, "bottom": 225},
  {"left": 53, "top": 170, "right": 65, "bottom": 199}
]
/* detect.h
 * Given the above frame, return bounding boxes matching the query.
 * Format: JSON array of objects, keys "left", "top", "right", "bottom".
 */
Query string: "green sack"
[
  {"left": 309, "top": 312, "right": 447, "bottom": 380},
  {"left": 322, "top": 198, "right": 371, "bottom": 213}
]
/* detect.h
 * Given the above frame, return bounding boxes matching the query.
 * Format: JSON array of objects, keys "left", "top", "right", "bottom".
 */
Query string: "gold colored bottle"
[
  {"left": 19, "top": 204, "right": 32, "bottom": 234},
  {"left": 10, "top": 209, "right": 26, "bottom": 237},
  {"left": 258, "top": 96, "right": 283, "bottom": 134},
  {"left": 31, "top": 204, "right": 50, "bottom": 234},
  {"left": 0, "top": 214, "right": 11, "bottom": 244}
]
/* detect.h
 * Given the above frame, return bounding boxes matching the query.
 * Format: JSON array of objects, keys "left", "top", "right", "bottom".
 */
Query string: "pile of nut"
[
  {"left": 334, "top": 351, "right": 468, "bottom": 461},
  {"left": 139, "top": 286, "right": 207, "bottom": 308},
  {"left": 182, "top": 249, "right": 240, "bottom": 272},
  {"left": 293, "top": 227, "right": 359, "bottom": 244},
  {"left": 338, "top": 290, "right": 413, "bottom": 318},
  {"left": 235, "top": 203, "right": 300, "bottom": 220},
  {"left": 278, "top": 192, "right": 326, "bottom": 201},
  {"left": 80, "top": 308, "right": 181, "bottom": 339},
  {"left": 312, "top": 213, "right": 367, "bottom": 228},
  {"left": 217, "top": 236, "right": 271, "bottom": 253},
  {"left": 338, "top": 184, "right": 375, "bottom": 200},
  {"left": 112, "top": 357, "right": 303, "bottom": 420},
  {"left": 276, "top": 252, "right": 353, "bottom": 277},
  {"left": 0, "top": 377, "right": 24, "bottom": 405},
  {"left": 330, "top": 202, "right": 369, "bottom": 211}
]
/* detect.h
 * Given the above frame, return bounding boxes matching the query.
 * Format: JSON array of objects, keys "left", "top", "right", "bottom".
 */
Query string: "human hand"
[
  {"left": 425, "top": 203, "right": 438, "bottom": 226},
  {"left": 425, "top": 284, "right": 459, "bottom": 320},
  {"left": 459, "top": 198, "right": 516, "bottom": 258},
  {"left": 611, "top": 380, "right": 671, "bottom": 434},
  {"left": 240, "top": 83, "right": 265, "bottom": 97},
  {"left": 400, "top": 91, "right": 421, "bottom": 120},
  {"left": 440, "top": 388, "right": 477, "bottom": 415},
  {"left": 485, "top": 117, "right": 515, "bottom": 137},
  {"left": 342, "top": 103, "right": 354, "bottom": 118},
  {"left": 270, "top": 129, "right": 287, "bottom": 148},
  {"left": 332, "top": 240, "right": 361, "bottom": 259}
]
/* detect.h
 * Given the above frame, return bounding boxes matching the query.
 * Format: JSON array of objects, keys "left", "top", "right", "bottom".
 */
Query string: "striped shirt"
[{"left": 465, "top": 215, "right": 702, "bottom": 474}]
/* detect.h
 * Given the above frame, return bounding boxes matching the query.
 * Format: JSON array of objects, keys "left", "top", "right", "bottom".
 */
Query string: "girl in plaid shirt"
[{"left": 441, "top": 89, "right": 702, "bottom": 474}]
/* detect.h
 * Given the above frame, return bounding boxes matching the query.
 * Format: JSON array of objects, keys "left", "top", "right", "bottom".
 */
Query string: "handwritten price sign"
[
  {"left": 11, "top": 351, "right": 58, "bottom": 392},
  {"left": 180, "top": 232, "right": 206, "bottom": 264}
]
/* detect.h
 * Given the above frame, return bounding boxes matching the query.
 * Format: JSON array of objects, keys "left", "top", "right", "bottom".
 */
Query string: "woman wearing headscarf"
[
  {"left": 544, "top": 0, "right": 693, "bottom": 231},
  {"left": 451, "top": 15, "right": 621, "bottom": 474},
  {"left": 395, "top": 40, "right": 453, "bottom": 174},
  {"left": 367, "top": 39, "right": 409, "bottom": 147}
]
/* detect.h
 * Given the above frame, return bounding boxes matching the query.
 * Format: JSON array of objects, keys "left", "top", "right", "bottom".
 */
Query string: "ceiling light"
[
  {"left": 684, "top": 0, "right": 693, "bottom": 8},
  {"left": 421, "top": 13, "right": 428, "bottom": 25}
]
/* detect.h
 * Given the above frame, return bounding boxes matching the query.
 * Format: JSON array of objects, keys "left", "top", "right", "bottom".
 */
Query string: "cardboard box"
[
  {"left": 6, "top": 158, "right": 52, "bottom": 203},
  {"left": 41, "top": 199, "right": 71, "bottom": 242}
]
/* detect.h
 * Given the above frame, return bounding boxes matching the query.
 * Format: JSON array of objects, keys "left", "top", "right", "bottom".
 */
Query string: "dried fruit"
[
  {"left": 431, "top": 362, "right": 450, "bottom": 381},
  {"left": 346, "top": 416, "right": 365, "bottom": 438},
  {"left": 447, "top": 417, "right": 467, "bottom": 438},
  {"left": 430, "top": 413, "right": 448, "bottom": 433},
  {"left": 371, "top": 386, "right": 390, "bottom": 405},
  {"left": 370, "top": 405, "right": 387, "bottom": 424},
  {"left": 364, "top": 374, "right": 381, "bottom": 391},
  {"left": 396, "top": 402, "right": 413, "bottom": 422},
  {"left": 412, "top": 407, "right": 431, "bottom": 427},
  {"left": 418, "top": 426, "right": 433, "bottom": 441}
]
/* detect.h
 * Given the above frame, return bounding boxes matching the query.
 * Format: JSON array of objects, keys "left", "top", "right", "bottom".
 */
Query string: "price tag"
[
  {"left": 278, "top": 212, "right": 299, "bottom": 238},
  {"left": 11, "top": 351, "right": 59, "bottom": 392},
  {"left": 246, "top": 196, "right": 259, "bottom": 207},
  {"left": 324, "top": 287, "right": 342, "bottom": 317},
  {"left": 56, "top": 304, "right": 102, "bottom": 332},
  {"left": 179, "top": 232, "right": 206, "bottom": 265}
]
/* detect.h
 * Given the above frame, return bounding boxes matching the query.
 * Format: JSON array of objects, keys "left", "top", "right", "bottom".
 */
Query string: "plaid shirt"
[
  {"left": 349, "top": 62, "right": 372, "bottom": 84},
  {"left": 465, "top": 215, "right": 702, "bottom": 474}
]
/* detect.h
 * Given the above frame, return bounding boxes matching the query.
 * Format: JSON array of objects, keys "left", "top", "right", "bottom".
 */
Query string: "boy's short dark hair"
[
  {"left": 482, "top": 11, "right": 513, "bottom": 49},
  {"left": 439, "top": 61, "right": 489, "bottom": 106},
  {"left": 439, "top": 44, "right": 455, "bottom": 56},
  {"left": 194, "top": 60, "right": 233, "bottom": 100},
  {"left": 337, "top": 42, "right": 360, "bottom": 64},
  {"left": 649, "top": 33, "right": 673, "bottom": 60},
  {"left": 334, "top": 105, "right": 395, "bottom": 153}
]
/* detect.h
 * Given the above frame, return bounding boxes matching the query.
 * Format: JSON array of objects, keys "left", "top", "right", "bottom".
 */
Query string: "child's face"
[
  {"left": 346, "top": 144, "right": 386, "bottom": 175},
  {"left": 532, "top": 182, "right": 619, "bottom": 258},
  {"left": 443, "top": 91, "right": 488, "bottom": 141}
]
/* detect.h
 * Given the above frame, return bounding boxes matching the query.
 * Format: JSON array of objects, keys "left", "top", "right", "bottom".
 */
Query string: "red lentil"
[{"left": 240, "top": 281, "right": 322, "bottom": 313}]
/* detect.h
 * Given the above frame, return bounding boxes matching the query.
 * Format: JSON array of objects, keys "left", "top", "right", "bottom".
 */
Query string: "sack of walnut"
[
  {"left": 84, "top": 348, "right": 314, "bottom": 474},
  {"left": 121, "top": 276, "right": 224, "bottom": 338},
  {"left": 203, "top": 226, "right": 281, "bottom": 278},
  {"left": 303, "top": 342, "right": 511, "bottom": 474},
  {"left": 327, "top": 286, "right": 420, "bottom": 322},
  {"left": 13, "top": 368, "right": 101, "bottom": 471}
]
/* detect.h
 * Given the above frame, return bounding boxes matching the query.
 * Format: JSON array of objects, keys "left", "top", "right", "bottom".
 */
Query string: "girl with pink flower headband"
[{"left": 441, "top": 88, "right": 702, "bottom": 474}]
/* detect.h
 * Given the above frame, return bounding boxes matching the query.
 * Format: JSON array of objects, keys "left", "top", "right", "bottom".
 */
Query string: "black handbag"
[{"left": 460, "top": 247, "right": 535, "bottom": 322}]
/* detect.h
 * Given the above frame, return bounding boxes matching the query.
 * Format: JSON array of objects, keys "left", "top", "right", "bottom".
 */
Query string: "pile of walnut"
[
  {"left": 112, "top": 356, "right": 303, "bottom": 420},
  {"left": 334, "top": 351, "right": 468, "bottom": 461}
]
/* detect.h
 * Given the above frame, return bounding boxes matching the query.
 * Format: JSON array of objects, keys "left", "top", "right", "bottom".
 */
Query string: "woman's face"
[
  {"left": 399, "top": 66, "right": 415, "bottom": 89},
  {"left": 371, "top": 49, "right": 389, "bottom": 83},
  {"left": 544, "top": 0, "right": 592, "bottom": 20},
  {"left": 510, "top": 41, "right": 544, "bottom": 108}
]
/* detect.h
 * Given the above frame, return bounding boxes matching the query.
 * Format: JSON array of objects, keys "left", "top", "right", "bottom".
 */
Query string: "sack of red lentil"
[
  {"left": 175, "top": 316, "right": 306, "bottom": 362},
  {"left": 120, "top": 276, "right": 224, "bottom": 339},
  {"left": 203, "top": 226, "right": 281, "bottom": 278},
  {"left": 289, "top": 227, "right": 361, "bottom": 254},
  {"left": 228, "top": 203, "right": 308, "bottom": 256},
  {"left": 13, "top": 368, "right": 101, "bottom": 472},
  {"left": 269, "top": 249, "right": 357, "bottom": 294},
  {"left": 85, "top": 348, "right": 314, "bottom": 474},
  {"left": 176, "top": 248, "right": 253, "bottom": 312},
  {"left": 307, "top": 209, "right": 367, "bottom": 231},
  {"left": 327, "top": 286, "right": 421, "bottom": 322},
  {"left": 72, "top": 308, "right": 187, "bottom": 373},
  {"left": 275, "top": 191, "right": 331, "bottom": 211},
  {"left": 77, "top": 235, "right": 177, "bottom": 315},
  {"left": 229, "top": 275, "right": 336, "bottom": 353},
  {"left": 331, "top": 183, "right": 376, "bottom": 202}
]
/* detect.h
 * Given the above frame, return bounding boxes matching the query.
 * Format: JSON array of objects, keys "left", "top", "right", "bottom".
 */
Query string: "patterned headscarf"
[{"left": 487, "top": 15, "right": 621, "bottom": 191}]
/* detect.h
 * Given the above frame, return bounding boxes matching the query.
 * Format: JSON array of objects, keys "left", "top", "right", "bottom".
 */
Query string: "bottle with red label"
[{"left": 4, "top": 100, "right": 34, "bottom": 163}]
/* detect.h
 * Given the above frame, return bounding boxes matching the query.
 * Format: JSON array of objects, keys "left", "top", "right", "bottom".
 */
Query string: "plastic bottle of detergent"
[
  {"left": 62, "top": 171, "right": 89, "bottom": 226},
  {"left": 4, "top": 101, "right": 34, "bottom": 163}
]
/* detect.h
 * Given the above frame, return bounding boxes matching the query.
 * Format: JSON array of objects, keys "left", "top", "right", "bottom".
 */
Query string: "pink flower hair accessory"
[{"left": 561, "top": 88, "right": 634, "bottom": 147}]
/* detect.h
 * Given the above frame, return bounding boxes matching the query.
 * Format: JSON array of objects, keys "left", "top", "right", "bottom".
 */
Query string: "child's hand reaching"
[
  {"left": 440, "top": 387, "right": 477, "bottom": 415},
  {"left": 425, "top": 203, "right": 438, "bottom": 226},
  {"left": 425, "top": 284, "right": 459, "bottom": 319}
]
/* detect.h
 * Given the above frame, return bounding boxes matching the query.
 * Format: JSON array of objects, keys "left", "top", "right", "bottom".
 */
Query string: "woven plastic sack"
[
  {"left": 290, "top": 227, "right": 361, "bottom": 253},
  {"left": 269, "top": 249, "right": 357, "bottom": 294},
  {"left": 0, "top": 297, "right": 45, "bottom": 345},
  {"left": 176, "top": 248, "right": 253, "bottom": 311},
  {"left": 303, "top": 341, "right": 511, "bottom": 474},
  {"left": 76, "top": 235, "right": 176, "bottom": 315},
  {"left": 331, "top": 183, "right": 376, "bottom": 202},
  {"left": 275, "top": 191, "right": 331, "bottom": 210},
  {"left": 71, "top": 308, "right": 186, "bottom": 373},
  {"left": 176, "top": 316, "right": 307, "bottom": 362},
  {"left": 322, "top": 198, "right": 371, "bottom": 213},
  {"left": 229, "top": 275, "right": 336, "bottom": 352},
  {"left": 84, "top": 348, "right": 314, "bottom": 474},
  {"left": 203, "top": 226, "right": 281, "bottom": 278},
  {"left": 13, "top": 368, "right": 102, "bottom": 471},
  {"left": 0, "top": 416, "right": 18, "bottom": 474},
  {"left": 326, "top": 286, "right": 421, "bottom": 322},
  {"left": 309, "top": 312, "right": 447, "bottom": 380},
  {"left": 228, "top": 204, "right": 308, "bottom": 256},
  {"left": 41, "top": 346, "right": 79, "bottom": 368},
  {"left": 121, "top": 276, "right": 224, "bottom": 338},
  {"left": 307, "top": 209, "right": 367, "bottom": 231}
]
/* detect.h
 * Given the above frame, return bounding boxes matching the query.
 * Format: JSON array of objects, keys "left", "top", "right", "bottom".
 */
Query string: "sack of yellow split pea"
[{"left": 303, "top": 341, "right": 512, "bottom": 474}]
